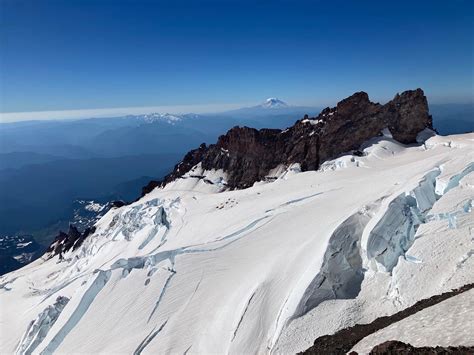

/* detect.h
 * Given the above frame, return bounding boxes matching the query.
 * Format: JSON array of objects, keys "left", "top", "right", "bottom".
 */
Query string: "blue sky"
[{"left": 1, "top": 0, "right": 473, "bottom": 119}]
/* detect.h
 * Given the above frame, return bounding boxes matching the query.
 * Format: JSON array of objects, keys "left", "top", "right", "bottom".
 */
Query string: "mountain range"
[
  {"left": 0, "top": 99, "right": 322, "bottom": 274},
  {"left": 0, "top": 98, "right": 472, "bottom": 275},
  {"left": 0, "top": 89, "right": 473, "bottom": 353}
]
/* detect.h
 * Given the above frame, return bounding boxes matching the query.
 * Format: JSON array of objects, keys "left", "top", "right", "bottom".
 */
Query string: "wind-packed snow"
[
  {"left": 350, "top": 289, "right": 474, "bottom": 354},
  {"left": 0, "top": 133, "right": 473, "bottom": 354}
]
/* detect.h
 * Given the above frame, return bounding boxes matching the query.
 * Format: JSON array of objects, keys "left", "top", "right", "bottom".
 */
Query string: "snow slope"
[
  {"left": 350, "top": 289, "right": 474, "bottom": 353},
  {"left": 0, "top": 133, "right": 473, "bottom": 354}
]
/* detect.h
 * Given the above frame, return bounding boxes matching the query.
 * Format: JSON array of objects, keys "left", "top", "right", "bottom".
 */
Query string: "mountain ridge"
[
  {"left": 2, "top": 130, "right": 472, "bottom": 354},
  {"left": 143, "top": 88, "right": 432, "bottom": 194}
]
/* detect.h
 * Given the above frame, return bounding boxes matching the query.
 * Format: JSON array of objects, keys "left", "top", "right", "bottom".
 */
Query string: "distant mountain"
[
  {"left": 219, "top": 99, "right": 320, "bottom": 119},
  {"left": 0, "top": 105, "right": 321, "bottom": 275},
  {"left": 152, "top": 89, "right": 432, "bottom": 190},
  {"left": 134, "top": 113, "right": 184, "bottom": 124},
  {"left": 258, "top": 98, "right": 289, "bottom": 108}
]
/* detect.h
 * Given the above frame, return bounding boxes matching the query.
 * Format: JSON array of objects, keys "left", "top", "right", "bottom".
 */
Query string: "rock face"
[
  {"left": 368, "top": 341, "right": 474, "bottom": 354},
  {"left": 46, "top": 225, "right": 96, "bottom": 260},
  {"left": 143, "top": 89, "right": 432, "bottom": 193}
]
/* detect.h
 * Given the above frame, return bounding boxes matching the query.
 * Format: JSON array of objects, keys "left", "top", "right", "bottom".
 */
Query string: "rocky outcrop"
[
  {"left": 144, "top": 89, "right": 432, "bottom": 192},
  {"left": 368, "top": 341, "right": 474, "bottom": 354},
  {"left": 46, "top": 225, "right": 96, "bottom": 260}
]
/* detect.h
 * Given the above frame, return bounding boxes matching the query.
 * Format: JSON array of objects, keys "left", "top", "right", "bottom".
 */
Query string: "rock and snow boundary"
[
  {"left": 301, "top": 283, "right": 474, "bottom": 354},
  {"left": 0, "top": 132, "right": 473, "bottom": 354}
]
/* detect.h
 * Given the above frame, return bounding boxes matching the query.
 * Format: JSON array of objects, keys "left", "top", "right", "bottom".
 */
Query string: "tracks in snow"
[
  {"left": 133, "top": 320, "right": 168, "bottom": 355},
  {"left": 232, "top": 291, "right": 256, "bottom": 342}
]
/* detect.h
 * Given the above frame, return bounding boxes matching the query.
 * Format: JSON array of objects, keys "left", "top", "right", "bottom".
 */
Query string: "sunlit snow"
[{"left": 0, "top": 133, "right": 473, "bottom": 354}]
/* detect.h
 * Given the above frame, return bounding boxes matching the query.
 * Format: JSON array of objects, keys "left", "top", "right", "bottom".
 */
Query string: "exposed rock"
[
  {"left": 368, "top": 340, "right": 474, "bottom": 354},
  {"left": 42, "top": 201, "right": 126, "bottom": 262},
  {"left": 148, "top": 89, "right": 432, "bottom": 192},
  {"left": 46, "top": 225, "right": 96, "bottom": 259}
]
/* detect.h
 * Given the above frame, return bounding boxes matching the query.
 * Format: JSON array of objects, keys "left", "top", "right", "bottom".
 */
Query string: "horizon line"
[
  {"left": 1, "top": 95, "right": 472, "bottom": 123},
  {"left": 0, "top": 102, "right": 252, "bottom": 123}
]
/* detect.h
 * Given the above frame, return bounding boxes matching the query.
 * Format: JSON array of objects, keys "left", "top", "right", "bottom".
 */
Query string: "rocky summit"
[{"left": 143, "top": 88, "right": 432, "bottom": 193}]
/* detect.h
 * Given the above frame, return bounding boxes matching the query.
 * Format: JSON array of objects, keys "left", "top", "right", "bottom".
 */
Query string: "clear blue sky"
[{"left": 1, "top": 0, "right": 473, "bottom": 115}]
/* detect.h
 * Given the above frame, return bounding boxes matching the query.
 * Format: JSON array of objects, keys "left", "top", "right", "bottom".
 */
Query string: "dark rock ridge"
[
  {"left": 46, "top": 225, "right": 96, "bottom": 260},
  {"left": 42, "top": 200, "right": 125, "bottom": 260},
  {"left": 367, "top": 340, "right": 474, "bottom": 354},
  {"left": 300, "top": 283, "right": 474, "bottom": 355},
  {"left": 143, "top": 89, "right": 432, "bottom": 193}
]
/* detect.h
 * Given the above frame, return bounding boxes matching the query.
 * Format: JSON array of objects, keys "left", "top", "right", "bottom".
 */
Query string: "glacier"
[{"left": 0, "top": 133, "right": 473, "bottom": 354}]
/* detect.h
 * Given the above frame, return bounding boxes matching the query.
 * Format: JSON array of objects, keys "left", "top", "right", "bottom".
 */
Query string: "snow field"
[{"left": 0, "top": 133, "right": 472, "bottom": 354}]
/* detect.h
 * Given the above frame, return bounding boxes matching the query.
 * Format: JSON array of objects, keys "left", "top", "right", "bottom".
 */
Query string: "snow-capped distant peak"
[
  {"left": 260, "top": 98, "right": 288, "bottom": 108},
  {"left": 136, "top": 113, "right": 183, "bottom": 124}
]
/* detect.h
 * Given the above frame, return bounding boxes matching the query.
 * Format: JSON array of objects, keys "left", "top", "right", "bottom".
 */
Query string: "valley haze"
[{"left": 1, "top": 0, "right": 473, "bottom": 354}]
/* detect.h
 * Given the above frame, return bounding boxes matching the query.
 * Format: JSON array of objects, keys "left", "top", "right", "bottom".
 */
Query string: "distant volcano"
[{"left": 259, "top": 98, "right": 289, "bottom": 108}]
